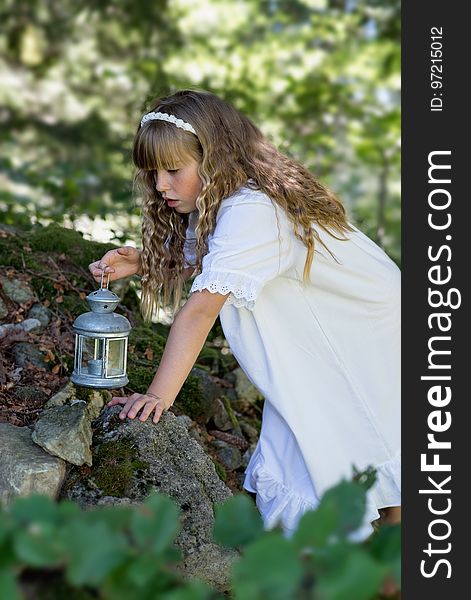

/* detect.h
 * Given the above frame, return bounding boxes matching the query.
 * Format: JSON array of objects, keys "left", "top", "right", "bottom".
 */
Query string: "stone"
[
  {"left": 0, "top": 297, "right": 7, "bottom": 320},
  {"left": 45, "top": 382, "right": 107, "bottom": 422},
  {"left": 0, "top": 319, "right": 42, "bottom": 341},
  {"left": 44, "top": 381, "right": 76, "bottom": 407},
  {"left": 212, "top": 398, "right": 232, "bottom": 431},
  {"left": 234, "top": 367, "right": 263, "bottom": 404},
  {"left": 32, "top": 403, "right": 93, "bottom": 466},
  {"left": 12, "top": 342, "right": 48, "bottom": 369},
  {"left": 175, "top": 414, "right": 207, "bottom": 447},
  {"left": 240, "top": 421, "right": 260, "bottom": 444},
  {"left": 212, "top": 440, "right": 243, "bottom": 471},
  {"left": 0, "top": 423, "right": 66, "bottom": 508},
  {"left": 177, "top": 542, "right": 239, "bottom": 591},
  {"left": 27, "top": 303, "right": 52, "bottom": 327},
  {"left": 0, "top": 276, "right": 36, "bottom": 304},
  {"left": 175, "top": 367, "right": 225, "bottom": 424},
  {"left": 242, "top": 445, "right": 256, "bottom": 468},
  {"left": 62, "top": 406, "right": 238, "bottom": 592}
]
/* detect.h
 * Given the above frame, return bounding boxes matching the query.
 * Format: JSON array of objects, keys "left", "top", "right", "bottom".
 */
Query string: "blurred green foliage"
[
  {"left": 0, "top": 0, "right": 400, "bottom": 262},
  {"left": 0, "top": 468, "right": 400, "bottom": 599}
]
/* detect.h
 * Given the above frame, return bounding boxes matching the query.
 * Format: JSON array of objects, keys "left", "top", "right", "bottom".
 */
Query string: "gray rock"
[
  {"left": 0, "top": 423, "right": 66, "bottom": 508},
  {"left": 234, "top": 367, "right": 263, "bottom": 404},
  {"left": 64, "top": 406, "right": 238, "bottom": 592},
  {"left": 32, "top": 403, "right": 93, "bottom": 466},
  {"left": 44, "top": 381, "right": 76, "bottom": 407},
  {"left": 177, "top": 542, "right": 239, "bottom": 591},
  {"left": 0, "top": 318, "right": 42, "bottom": 340},
  {"left": 27, "top": 303, "right": 52, "bottom": 327},
  {"left": 212, "top": 398, "right": 232, "bottom": 431},
  {"left": 240, "top": 421, "right": 260, "bottom": 444},
  {"left": 12, "top": 342, "right": 48, "bottom": 369},
  {"left": 0, "top": 276, "right": 36, "bottom": 304},
  {"left": 45, "top": 382, "right": 107, "bottom": 422},
  {"left": 183, "top": 367, "right": 224, "bottom": 424},
  {"left": 175, "top": 414, "right": 206, "bottom": 446},
  {"left": 175, "top": 414, "right": 194, "bottom": 430},
  {"left": 0, "top": 297, "right": 7, "bottom": 320},
  {"left": 212, "top": 440, "right": 243, "bottom": 471},
  {"left": 242, "top": 445, "right": 256, "bottom": 468}
]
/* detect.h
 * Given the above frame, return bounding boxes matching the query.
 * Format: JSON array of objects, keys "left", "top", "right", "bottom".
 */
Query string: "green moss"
[
  {"left": 174, "top": 375, "right": 203, "bottom": 421},
  {"left": 29, "top": 277, "right": 56, "bottom": 301},
  {"left": 61, "top": 295, "right": 88, "bottom": 315},
  {"left": 74, "top": 386, "right": 95, "bottom": 402},
  {"left": 28, "top": 223, "right": 114, "bottom": 268},
  {"left": 127, "top": 364, "right": 154, "bottom": 394},
  {"left": 129, "top": 322, "right": 167, "bottom": 358},
  {"left": 92, "top": 437, "right": 149, "bottom": 497},
  {"left": 221, "top": 396, "right": 240, "bottom": 432},
  {"left": 211, "top": 458, "right": 227, "bottom": 482}
]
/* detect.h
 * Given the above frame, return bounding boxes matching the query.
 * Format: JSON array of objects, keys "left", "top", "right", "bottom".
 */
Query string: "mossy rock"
[
  {"left": 127, "top": 364, "right": 154, "bottom": 394},
  {"left": 28, "top": 223, "right": 114, "bottom": 268},
  {"left": 91, "top": 436, "right": 149, "bottom": 497},
  {"left": 211, "top": 458, "right": 227, "bottom": 482},
  {"left": 174, "top": 375, "right": 204, "bottom": 421}
]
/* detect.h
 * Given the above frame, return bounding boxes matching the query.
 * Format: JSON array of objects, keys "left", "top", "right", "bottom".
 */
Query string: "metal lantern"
[{"left": 71, "top": 271, "right": 131, "bottom": 388}]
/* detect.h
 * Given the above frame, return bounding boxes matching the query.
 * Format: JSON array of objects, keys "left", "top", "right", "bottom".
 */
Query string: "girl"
[{"left": 89, "top": 89, "right": 401, "bottom": 540}]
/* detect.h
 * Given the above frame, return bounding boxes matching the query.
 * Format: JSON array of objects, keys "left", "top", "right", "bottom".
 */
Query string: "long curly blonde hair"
[{"left": 132, "top": 89, "right": 352, "bottom": 323}]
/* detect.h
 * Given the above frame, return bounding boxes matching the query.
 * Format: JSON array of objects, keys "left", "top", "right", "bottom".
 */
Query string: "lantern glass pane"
[
  {"left": 80, "top": 336, "right": 105, "bottom": 377},
  {"left": 74, "top": 334, "right": 79, "bottom": 370},
  {"left": 105, "top": 338, "right": 126, "bottom": 377}
]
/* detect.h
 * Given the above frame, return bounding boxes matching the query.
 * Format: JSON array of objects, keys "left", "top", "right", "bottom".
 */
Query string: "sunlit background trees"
[{"left": 0, "top": 0, "right": 400, "bottom": 262}]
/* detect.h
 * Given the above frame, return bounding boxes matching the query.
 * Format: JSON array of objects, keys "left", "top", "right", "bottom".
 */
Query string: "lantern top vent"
[{"left": 85, "top": 269, "right": 120, "bottom": 313}]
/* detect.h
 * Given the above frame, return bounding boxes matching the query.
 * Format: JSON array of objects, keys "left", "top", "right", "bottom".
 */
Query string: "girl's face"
[{"left": 153, "top": 158, "right": 202, "bottom": 214}]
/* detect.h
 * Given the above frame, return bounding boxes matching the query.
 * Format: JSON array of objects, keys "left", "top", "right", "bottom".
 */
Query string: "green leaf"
[
  {"left": 129, "top": 492, "right": 180, "bottom": 553},
  {"left": 213, "top": 494, "right": 264, "bottom": 548},
  {"left": 9, "top": 494, "right": 58, "bottom": 526},
  {"left": 0, "top": 569, "right": 22, "bottom": 600},
  {"left": 103, "top": 562, "right": 178, "bottom": 600},
  {"left": 315, "top": 548, "right": 387, "bottom": 600},
  {"left": 232, "top": 532, "right": 303, "bottom": 600},
  {"left": 62, "top": 520, "right": 128, "bottom": 586},
  {"left": 120, "top": 554, "right": 169, "bottom": 587},
  {"left": 321, "top": 480, "right": 367, "bottom": 537},
  {"left": 13, "top": 521, "right": 65, "bottom": 567},
  {"left": 369, "top": 523, "right": 401, "bottom": 584},
  {"left": 293, "top": 479, "right": 366, "bottom": 551},
  {"left": 292, "top": 501, "right": 339, "bottom": 550}
]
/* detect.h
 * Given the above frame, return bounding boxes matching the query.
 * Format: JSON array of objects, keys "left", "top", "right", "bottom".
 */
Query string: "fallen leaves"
[{"left": 143, "top": 347, "right": 154, "bottom": 361}]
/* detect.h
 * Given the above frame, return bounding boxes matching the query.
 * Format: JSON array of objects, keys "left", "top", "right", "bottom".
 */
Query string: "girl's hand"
[
  {"left": 88, "top": 247, "right": 142, "bottom": 284},
  {"left": 107, "top": 392, "right": 172, "bottom": 424}
]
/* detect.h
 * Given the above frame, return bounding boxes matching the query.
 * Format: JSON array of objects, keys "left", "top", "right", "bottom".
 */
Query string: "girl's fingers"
[
  {"left": 126, "top": 398, "right": 148, "bottom": 420},
  {"left": 139, "top": 399, "right": 164, "bottom": 423},
  {"left": 107, "top": 394, "right": 166, "bottom": 424},
  {"left": 152, "top": 405, "right": 165, "bottom": 424},
  {"left": 108, "top": 397, "right": 128, "bottom": 406}
]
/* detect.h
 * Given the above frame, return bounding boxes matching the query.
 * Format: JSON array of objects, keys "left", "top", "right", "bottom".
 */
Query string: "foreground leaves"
[{"left": 0, "top": 471, "right": 400, "bottom": 599}]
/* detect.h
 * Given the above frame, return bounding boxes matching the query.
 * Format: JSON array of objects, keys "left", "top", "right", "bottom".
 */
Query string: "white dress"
[{"left": 186, "top": 185, "right": 401, "bottom": 540}]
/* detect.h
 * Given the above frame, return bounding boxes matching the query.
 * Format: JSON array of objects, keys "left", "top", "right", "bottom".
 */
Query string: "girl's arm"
[{"left": 107, "top": 289, "right": 229, "bottom": 423}]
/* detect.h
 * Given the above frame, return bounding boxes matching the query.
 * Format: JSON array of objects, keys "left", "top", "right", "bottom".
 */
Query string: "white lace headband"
[{"left": 140, "top": 111, "right": 196, "bottom": 135}]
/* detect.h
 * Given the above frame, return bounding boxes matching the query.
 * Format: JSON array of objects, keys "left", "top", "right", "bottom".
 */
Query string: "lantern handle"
[{"left": 100, "top": 268, "right": 110, "bottom": 290}]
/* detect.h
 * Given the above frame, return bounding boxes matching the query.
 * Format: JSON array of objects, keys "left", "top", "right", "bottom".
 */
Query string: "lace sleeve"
[{"left": 190, "top": 194, "right": 293, "bottom": 310}]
